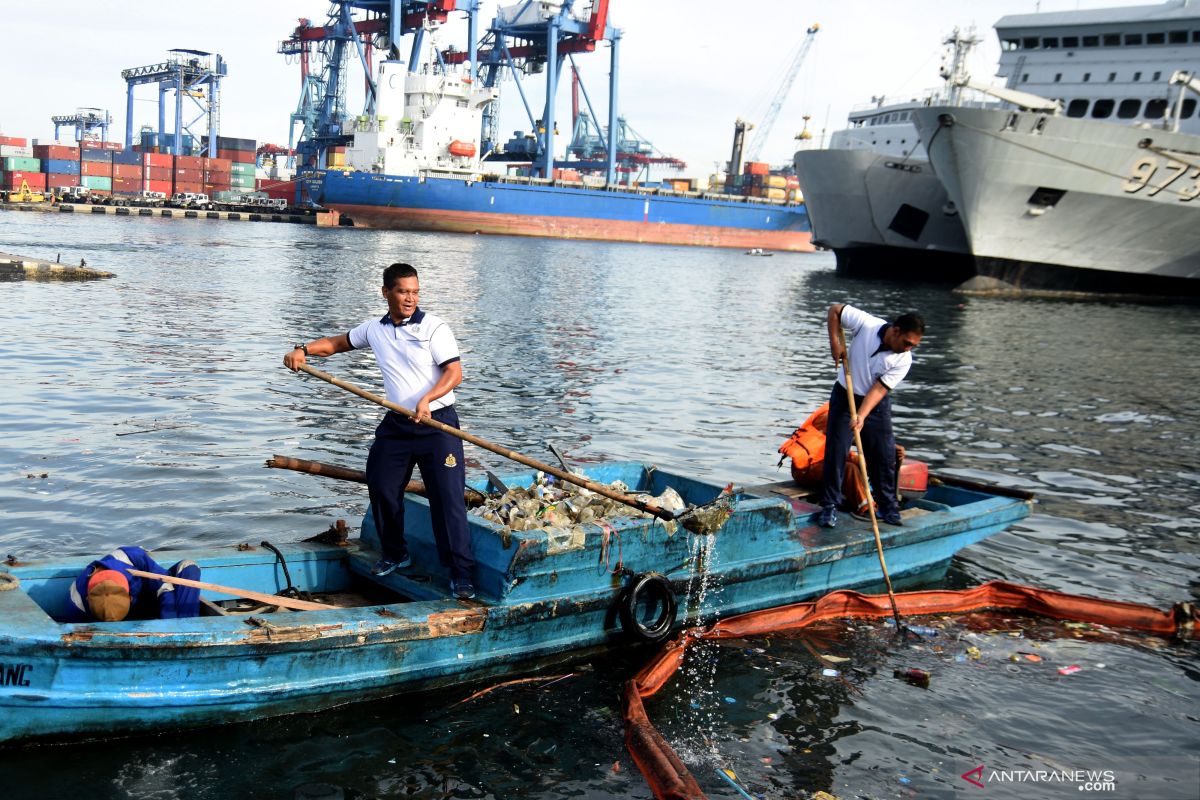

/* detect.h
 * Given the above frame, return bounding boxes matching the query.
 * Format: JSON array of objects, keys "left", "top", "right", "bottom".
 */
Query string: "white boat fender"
[{"left": 618, "top": 573, "right": 677, "bottom": 643}]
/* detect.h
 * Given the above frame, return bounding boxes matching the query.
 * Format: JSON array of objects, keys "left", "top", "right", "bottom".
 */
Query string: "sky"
[{"left": 0, "top": 0, "right": 1168, "bottom": 178}]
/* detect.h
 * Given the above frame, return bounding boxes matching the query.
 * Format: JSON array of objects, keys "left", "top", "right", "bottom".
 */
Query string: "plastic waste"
[
  {"left": 893, "top": 668, "right": 931, "bottom": 688},
  {"left": 821, "top": 668, "right": 840, "bottom": 677},
  {"left": 1057, "top": 664, "right": 1082, "bottom": 676}
]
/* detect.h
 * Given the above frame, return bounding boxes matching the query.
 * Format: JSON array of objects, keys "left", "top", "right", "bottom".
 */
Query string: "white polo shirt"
[
  {"left": 348, "top": 308, "right": 460, "bottom": 411},
  {"left": 836, "top": 305, "right": 912, "bottom": 394}
]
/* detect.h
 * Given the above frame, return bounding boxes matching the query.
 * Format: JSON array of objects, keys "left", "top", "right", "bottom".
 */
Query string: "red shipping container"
[
  {"left": 201, "top": 157, "right": 232, "bottom": 172},
  {"left": 743, "top": 161, "right": 769, "bottom": 175},
  {"left": 173, "top": 181, "right": 204, "bottom": 194},
  {"left": 81, "top": 161, "right": 113, "bottom": 177},
  {"left": 175, "top": 155, "right": 202, "bottom": 170},
  {"left": 33, "top": 145, "right": 80, "bottom": 160},
  {"left": 0, "top": 136, "right": 28, "bottom": 147},
  {"left": 146, "top": 179, "right": 172, "bottom": 194},
  {"left": 113, "top": 177, "right": 141, "bottom": 192},
  {"left": 145, "top": 152, "right": 172, "bottom": 168},
  {"left": 46, "top": 173, "right": 78, "bottom": 189},
  {"left": 146, "top": 166, "right": 172, "bottom": 181},
  {"left": 113, "top": 163, "right": 142, "bottom": 180},
  {"left": 79, "top": 140, "right": 122, "bottom": 151},
  {"left": 218, "top": 148, "right": 255, "bottom": 163},
  {"left": 90, "top": 189, "right": 112, "bottom": 196},
  {"left": 2, "top": 171, "right": 47, "bottom": 190},
  {"left": 174, "top": 168, "right": 203, "bottom": 183}
]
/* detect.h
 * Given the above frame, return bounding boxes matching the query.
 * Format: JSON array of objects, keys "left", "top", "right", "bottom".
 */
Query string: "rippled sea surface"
[{"left": 1, "top": 210, "right": 1197, "bottom": 799}]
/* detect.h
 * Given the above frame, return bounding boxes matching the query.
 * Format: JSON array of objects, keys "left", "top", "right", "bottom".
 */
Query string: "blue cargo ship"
[{"left": 318, "top": 168, "right": 812, "bottom": 250}]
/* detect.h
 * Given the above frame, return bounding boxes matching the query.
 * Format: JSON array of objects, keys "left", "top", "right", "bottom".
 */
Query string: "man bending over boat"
[
  {"left": 284, "top": 262, "right": 477, "bottom": 600},
  {"left": 817, "top": 304, "right": 924, "bottom": 529},
  {"left": 66, "top": 546, "right": 201, "bottom": 622}
]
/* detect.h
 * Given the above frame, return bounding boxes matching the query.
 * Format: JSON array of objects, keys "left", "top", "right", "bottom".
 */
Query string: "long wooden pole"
[
  {"left": 295, "top": 364, "right": 677, "bottom": 521},
  {"left": 837, "top": 329, "right": 904, "bottom": 628},
  {"left": 127, "top": 568, "right": 336, "bottom": 612}
]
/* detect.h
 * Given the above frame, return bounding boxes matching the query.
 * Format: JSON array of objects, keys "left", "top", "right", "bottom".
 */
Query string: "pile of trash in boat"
[{"left": 469, "top": 472, "right": 686, "bottom": 535}]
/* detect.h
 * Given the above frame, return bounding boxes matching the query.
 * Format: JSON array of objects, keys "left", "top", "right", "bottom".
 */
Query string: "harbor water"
[{"left": 1, "top": 211, "right": 1197, "bottom": 799}]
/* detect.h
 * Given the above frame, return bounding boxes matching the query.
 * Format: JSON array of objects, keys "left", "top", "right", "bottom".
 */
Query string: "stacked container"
[
  {"left": 145, "top": 152, "right": 172, "bottom": 195},
  {"left": 34, "top": 143, "right": 81, "bottom": 191},
  {"left": 80, "top": 147, "right": 113, "bottom": 195},
  {"left": 174, "top": 155, "right": 204, "bottom": 196}
]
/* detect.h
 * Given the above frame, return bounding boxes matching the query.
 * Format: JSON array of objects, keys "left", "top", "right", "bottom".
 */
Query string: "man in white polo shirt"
[
  {"left": 284, "top": 263, "right": 476, "bottom": 600},
  {"left": 817, "top": 303, "right": 925, "bottom": 529}
]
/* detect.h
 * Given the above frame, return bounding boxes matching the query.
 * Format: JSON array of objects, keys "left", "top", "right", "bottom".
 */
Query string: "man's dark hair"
[
  {"left": 383, "top": 262, "right": 418, "bottom": 288},
  {"left": 894, "top": 312, "right": 926, "bottom": 335}
]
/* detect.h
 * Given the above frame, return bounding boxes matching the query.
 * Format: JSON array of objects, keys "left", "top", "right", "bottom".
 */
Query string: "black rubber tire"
[{"left": 618, "top": 572, "right": 677, "bottom": 643}]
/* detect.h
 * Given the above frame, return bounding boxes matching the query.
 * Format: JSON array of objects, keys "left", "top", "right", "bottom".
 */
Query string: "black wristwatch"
[{"left": 294, "top": 343, "right": 309, "bottom": 356}]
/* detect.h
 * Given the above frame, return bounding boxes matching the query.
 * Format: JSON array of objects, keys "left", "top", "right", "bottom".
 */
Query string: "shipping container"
[
  {"left": 146, "top": 179, "right": 173, "bottom": 195},
  {"left": 113, "top": 163, "right": 142, "bottom": 180},
  {"left": 743, "top": 161, "right": 769, "bottom": 176},
  {"left": 113, "top": 176, "right": 141, "bottom": 193},
  {"left": 33, "top": 144, "right": 79, "bottom": 161},
  {"left": 174, "top": 168, "right": 203, "bottom": 183},
  {"left": 112, "top": 150, "right": 144, "bottom": 166},
  {"left": 765, "top": 174, "right": 788, "bottom": 189},
  {"left": 0, "top": 144, "right": 34, "bottom": 158},
  {"left": 230, "top": 173, "right": 256, "bottom": 189},
  {"left": 2, "top": 156, "right": 40, "bottom": 172},
  {"left": 175, "top": 155, "right": 203, "bottom": 170},
  {"left": 1, "top": 171, "right": 47, "bottom": 190},
  {"left": 45, "top": 173, "right": 77, "bottom": 190},
  {"left": 44, "top": 158, "right": 80, "bottom": 175},
  {"left": 81, "top": 149, "right": 113, "bottom": 163},
  {"left": 81, "top": 176, "right": 112, "bottom": 191},
  {"left": 81, "top": 161, "right": 112, "bottom": 177},
  {"left": 145, "top": 166, "right": 172, "bottom": 181},
  {"left": 229, "top": 161, "right": 256, "bottom": 176},
  {"left": 79, "top": 140, "right": 122, "bottom": 151},
  {"left": 0, "top": 136, "right": 28, "bottom": 147},
  {"left": 145, "top": 153, "right": 172, "bottom": 169},
  {"left": 218, "top": 148, "right": 256, "bottom": 163},
  {"left": 201, "top": 157, "right": 232, "bottom": 173},
  {"left": 172, "top": 181, "right": 204, "bottom": 194}
]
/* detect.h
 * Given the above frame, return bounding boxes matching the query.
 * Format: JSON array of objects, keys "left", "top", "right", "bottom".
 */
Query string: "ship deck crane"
[
  {"left": 565, "top": 67, "right": 684, "bottom": 183},
  {"left": 278, "top": 1, "right": 460, "bottom": 174},
  {"left": 743, "top": 23, "right": 819, "bottom": 163},
  {"left": 121, "top": 49, "right": 226, "bottom": 156},
  {"left": 445, "top": 0, "right": 619, "bottom": 183}
]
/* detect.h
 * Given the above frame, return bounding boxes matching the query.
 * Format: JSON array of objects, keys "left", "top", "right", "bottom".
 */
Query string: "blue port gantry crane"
[
  {"left": 445, "top": 0, "right": 619, "bottom": 183},
  {"left": 121, "top": 49, "right": 227, "bottom": 156},
  {"left": 279, "top": 1, "right": 466, "bottom": 173}
]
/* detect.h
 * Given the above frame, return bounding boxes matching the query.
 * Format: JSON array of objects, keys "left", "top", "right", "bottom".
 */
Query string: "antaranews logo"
[{"left": 961, "top": 765, "right": 1117, "bottom": 792}]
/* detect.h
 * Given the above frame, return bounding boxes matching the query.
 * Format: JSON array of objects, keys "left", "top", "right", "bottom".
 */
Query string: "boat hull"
[
  {"left": 912, "top": 105, "right": 1200, "bottom": 296},
  {"left": 319, "top": 172, "right": 814, "bottom": 252},
  {"left": 793, "top": 147, "right": 974, "bottom": 281},
  {"left": 0, "top": 463, "right": 1030, "bottom": 743}
]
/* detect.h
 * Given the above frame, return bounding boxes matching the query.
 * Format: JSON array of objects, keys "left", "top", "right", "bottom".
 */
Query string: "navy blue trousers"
[
  {"left": 820, "top": 383, "right": 900, "bottom": 517},
  {"left": 367, "top": 407, "right": 474, "bottom": 582}
]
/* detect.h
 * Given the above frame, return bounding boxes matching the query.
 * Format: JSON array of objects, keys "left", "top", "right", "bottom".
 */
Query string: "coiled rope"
[{"left": 0, "top": 571, "right": 19, "bottom": 591}]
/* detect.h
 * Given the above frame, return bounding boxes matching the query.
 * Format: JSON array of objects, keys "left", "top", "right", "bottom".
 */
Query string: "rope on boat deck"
[{"left": 0, "top": 571, "right": 18, "bottom": 591}]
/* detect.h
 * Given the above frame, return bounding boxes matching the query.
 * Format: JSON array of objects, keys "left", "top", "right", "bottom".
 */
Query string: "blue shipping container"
[
  {"left": 45, "top": 159, "right": 80, "bottom": 175},
  {"left": 81, "top": 149, "right": 113, "bottom": 163},
  {"left": 112, "top": 150, "right": 143, "bottom": 166}
]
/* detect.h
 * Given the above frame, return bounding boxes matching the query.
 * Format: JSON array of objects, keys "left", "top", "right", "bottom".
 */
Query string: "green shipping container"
[
  {"left": 229, "top": 162, "right": 256, "bottom": 177},
  {"left": 230, "top": 174, "right": 256, "bottom": 189},
  {"left": 2, "top": 156, "right": 40, "bottom": 172},
  {"left": 81, "top": 176, "right": 113, "bottom": 191}
]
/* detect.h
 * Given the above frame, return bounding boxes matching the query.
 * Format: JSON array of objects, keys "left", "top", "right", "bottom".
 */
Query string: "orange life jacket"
[{"left": 777, "top": 402, "right": 829, "bottom": 486}]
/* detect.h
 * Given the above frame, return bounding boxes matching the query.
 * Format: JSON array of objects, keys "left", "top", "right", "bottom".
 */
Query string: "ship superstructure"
[{"left": 911, "top": 0, "right": 1200, "bottom": 296}]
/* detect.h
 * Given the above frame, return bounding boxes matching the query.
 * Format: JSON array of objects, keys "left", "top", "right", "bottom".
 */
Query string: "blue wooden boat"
[{"left": 0, "top": 461, "right": 1031, "bottom": 744}]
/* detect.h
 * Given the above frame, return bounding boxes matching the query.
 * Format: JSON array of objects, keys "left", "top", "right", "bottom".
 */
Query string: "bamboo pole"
[{"left": 126, "top": 568, "right": 335, "bottom": 612}]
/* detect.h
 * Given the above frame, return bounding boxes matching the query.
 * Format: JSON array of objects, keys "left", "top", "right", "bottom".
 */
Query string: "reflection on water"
[{"left": 1, "top": 213, "right": 1197, "bottom": 798}]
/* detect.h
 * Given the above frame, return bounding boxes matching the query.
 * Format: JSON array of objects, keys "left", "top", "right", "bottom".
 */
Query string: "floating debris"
[
  {"left": 468, "top": 471, "right": 687, "bottom": 543},
  {"left": 1057, "top": 664, "right": 1083, "bottom": 676},
  {"left": 893, "top": 668, "right": 931, "bottom": 688}
]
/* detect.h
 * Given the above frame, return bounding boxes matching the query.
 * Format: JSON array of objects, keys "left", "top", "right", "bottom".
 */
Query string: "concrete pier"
[
  {"left": 1, "top": 202, "right": 315, "bottom": 225},
  {"left": 0, "top": 251, "right": 114, "bottom": 280}
]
